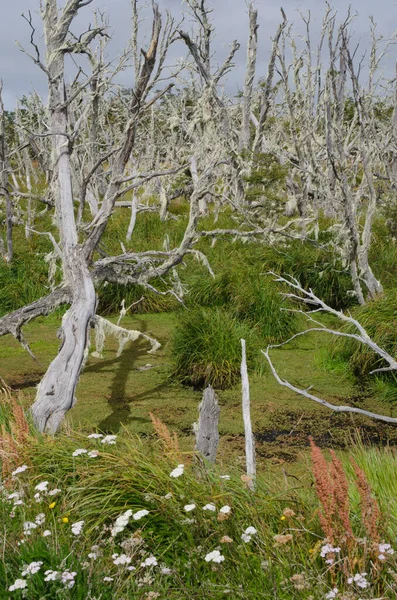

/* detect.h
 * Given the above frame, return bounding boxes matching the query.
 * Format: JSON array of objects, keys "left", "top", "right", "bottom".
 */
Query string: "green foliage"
[{"left": 171, "top": 307, "right": 261, "bottom": 388}]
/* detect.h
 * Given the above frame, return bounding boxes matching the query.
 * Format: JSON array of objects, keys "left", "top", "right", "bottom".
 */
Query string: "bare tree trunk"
[
  {"left": 241, "top": 339, "right": 255, "bottom": 490},
  {"left": 194, "top": 385, "right": 220, "bottom": 463},
  {"left": 0, "top": 83, "right": 13, "bottom": 263},
  {"left": 239, "top": 4, "right": 258, "bottom": 152},
  {"left": 30, "top": 0, "right": 97, "bottom": 433}
]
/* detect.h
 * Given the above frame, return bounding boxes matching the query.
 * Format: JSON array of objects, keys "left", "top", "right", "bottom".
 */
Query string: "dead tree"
[
  {"left": 0, "top": 82, "right": 13, "bottom": 263},
  {"left": 0, "top": 0, "right": 218, "bottom": 433}
]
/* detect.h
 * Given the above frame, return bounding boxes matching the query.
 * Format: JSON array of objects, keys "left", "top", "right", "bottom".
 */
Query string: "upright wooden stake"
[
  {"left": 241, "top": 339, "right": 256, "bottom": 490},
  {"left": 194, "top": 385, "right": 220, "bottom": 464}
]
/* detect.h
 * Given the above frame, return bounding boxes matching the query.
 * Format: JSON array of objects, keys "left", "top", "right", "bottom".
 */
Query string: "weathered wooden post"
[
  {"left": 194, "top": 385, "right": 220, "bottom": 464},
  {"left": 241, "top": 339, "right": 256, "bottom": 490}
]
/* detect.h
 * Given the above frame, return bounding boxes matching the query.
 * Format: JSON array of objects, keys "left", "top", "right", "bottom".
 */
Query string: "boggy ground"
[{"left": 1, "top": 312, "right": 397, "bottom": 468}]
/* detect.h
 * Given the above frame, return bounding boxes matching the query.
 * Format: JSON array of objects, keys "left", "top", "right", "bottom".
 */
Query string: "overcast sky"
[{"left": 1, "top": 0, "right": 396, "bottom": 109}]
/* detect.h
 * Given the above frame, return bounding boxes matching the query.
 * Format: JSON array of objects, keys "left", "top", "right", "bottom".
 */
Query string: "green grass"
[
  {"left": 1, "top": 418, "right": 397, "bottom": 599},
  {"left": 171, "top": 307, "right": 262, "bottom": 389}
]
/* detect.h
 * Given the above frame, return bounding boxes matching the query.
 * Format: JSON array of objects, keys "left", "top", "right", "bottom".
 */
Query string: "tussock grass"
[{"left": 171, "top": 307, "right": 262, "bottom": 389}]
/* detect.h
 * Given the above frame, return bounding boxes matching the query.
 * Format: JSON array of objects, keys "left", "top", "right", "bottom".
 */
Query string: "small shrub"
[{"left": 171, "top": 307, "right": 261, "bottom": 389}]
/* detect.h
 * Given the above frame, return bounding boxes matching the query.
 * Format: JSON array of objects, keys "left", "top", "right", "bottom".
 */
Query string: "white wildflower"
[
  {"left": 219, "top": 505, "right": 231, "bottom": 514},
  {"left": 21, "top": 561, "right": 43, "bottom": 576},
  {"left": 347, "top": 573, "right": 368, "bottom": 589},
  {"left": 13, "top": 500, "right": 24, "bottom": 506},
  {"left": 61, "top": 570, "right": 77, "bottom": 589},
  {"left": 184, "top": 504, "right": 196, "bottom": 512},
  {"left": 87, "top": 433, "right": 103, "bottom": 439},
  {"left": 42, "top": 530, "right": 51, "bottom": 537},
  {"left": 11, "top": 465, "right": 28, "bottom": 477},
  {"left": 48, "top": 488, "right": 61, "bottom": 496},
  {"left": 241, "top": 533, "right": 252, "bottom": 543},
  {"left": 44, "top": 570, "right": 60, "bottom": 581},
  {"left": 103, "top": 577, "right": 114, "bottom": 582},
  {"left": 163, "top": 492, "right": 173, "bottom": 499},
  {"left": 133, "top": 509, "right": 149, "bottom": 520},
  {"left": 244, "top": 526, "right": 257, "bottom": 535},
  {"left": 141, "top": 556, "right": 158, "bottom": 567},
  {"left": 9, "top": 579, "right": 27, "bottom": 591},
  {"left": 71, "top": 520, "right": 84, "bottom": 536},
  {"left": 325, "top": 588, "right": 339, "bottom": 600},
  {"left": 111, "top": 509, "right": 133, "bottom": 537},
  {"left": 88, "top": 450, "right": 99, "bottom": 458},
  {"left": 72, "top": 448, "right": 88, "bottom": 457},
  {"left": 35, "top": 481, "right": 49, "bottom": 492},
  {"left": 378, "top": 543, "right": 394, "bottom": 560},
  {"left": 220, "top": 475, "right": 230, "bottom": 480},
  {"left": 23, "top": 521, "right": 37, "bottom": 534},
  {"left": 34, "top": 493, "right": 42, "bottom": 503},
  {"left": 320, "top": 544, "right": 341, "bottom": 557},
  {"left": 127, "top": 566, "right": 136, "bottom": 571},
  {"left": 205, "top": 550, "right": 225, "bottom": 564},
  {"left": 101, "top": 435, "right": 117, "bottom": 445},
  {"left": 35, "top": 513, "right": 45, "bottom": 525},
  {"left": 112, "top": 553, "right": 132, "bottom": 566},
  {"left": 202, "top": 503, "right": 216, "bottom": 511},
  {"left": 7, "top": 492, "right": 21, "bottom": 500},
  {"left": 88, "top": 552, "right": 98, "bottom": 560},
  {"left": 170, "top": 464, "right": 184, "bottom": 478},
  {"left": 161, "top": 567, "right": 172, "bottom": 574}
]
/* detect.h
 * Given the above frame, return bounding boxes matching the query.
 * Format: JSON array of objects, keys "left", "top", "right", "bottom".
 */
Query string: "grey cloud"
[{"left": 0, "top": 0, "right": 396, "bottom": 108}]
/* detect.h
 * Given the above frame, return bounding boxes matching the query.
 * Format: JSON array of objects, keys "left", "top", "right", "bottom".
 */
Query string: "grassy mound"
[{"left": 171, "top": 307, "right": 261, "bottom": 389}]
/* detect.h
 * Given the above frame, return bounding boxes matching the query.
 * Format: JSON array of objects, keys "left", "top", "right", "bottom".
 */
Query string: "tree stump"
[{"left": 194, "top": 386, "right": 220, "bottom": 463}]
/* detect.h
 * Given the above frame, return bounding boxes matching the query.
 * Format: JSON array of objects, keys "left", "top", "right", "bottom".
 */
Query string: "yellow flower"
[
  {"left": 308, "top": 549, "right": 314, "bottom": 554},
  {"left": 280, "top": 516, "right": 286, "bottom": 521},
  {"left": 49, "top": 502, "right": 56, "bottom": 509},
  {"left": 62, "top": 517, "right": 69, "bottom": 523}
]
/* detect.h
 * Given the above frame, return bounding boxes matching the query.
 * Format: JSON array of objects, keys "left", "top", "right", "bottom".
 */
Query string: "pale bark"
[
  {"left": 194, "top": 385, "right": 220, "bottom": 463},
  {"left": 30, "top": 0, "right": 97, "bottom": 432},
  {"left": 241, "top": 339, "right": 256, "bottom": 491},
  {"left": 240, "top": 4, "right": 258, "bottom": 152},
  {"left": 0, "top": 83, "right": 13, "bottom": 263}
]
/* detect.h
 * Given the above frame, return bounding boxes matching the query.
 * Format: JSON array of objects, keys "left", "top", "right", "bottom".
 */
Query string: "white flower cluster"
[
  {"left": 325, "top": 588, "right": 339, "bottom": 599},
  {"left": 219, "top": 505, "right": 231, "bottom": 514},
  {"left": 33, "top": 481, "right": 61, "bottom": 503},
  {"left": 43, "top": 569, "right": 77, "bottom": 588},
  {"left": 21, "top": 561, "right": 43, "bottom": 576},
  {"left": 170, "top": 464, "right": 184, "bottom": 478},
  {"left": 184, "top": 503, "right": 196, "bottom": 512},
  {"left": 205, "top": 550, "right": 225, "bottom": 564},
  {"left": 111, "top": 509, "right": 133, "bottom": 537},
  {"left": 71, "top": 520, "right": 84, "bottom": 536},
  {"left": 141, "top": 556, "right": 158, "bottom": 567},
  {"left": 112, "top": 553, "right": 131, "bottom": 566},
  {"left": 202, "top": 503, "right": 216, "bottom": 511},
  {"left": 101, "top": 435, "right": 117, "bottom": 445},
  {"left": 11, "top": 465, "right": 28, "bottom": 478},
  {"left": 9, "top": 579, "right": 27, "bottom": 591},
  {"left": 378, "top": 543, "right": 394, "bottom": 561},
  {"left": 241, "top": 526, "right": 257, "bottom": 543},
  {"left": 320, "top": 543, "right": 341, "bottom": 565},
  {"left": 347, "top": 572, "right": 368, "bottom": 589}
]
